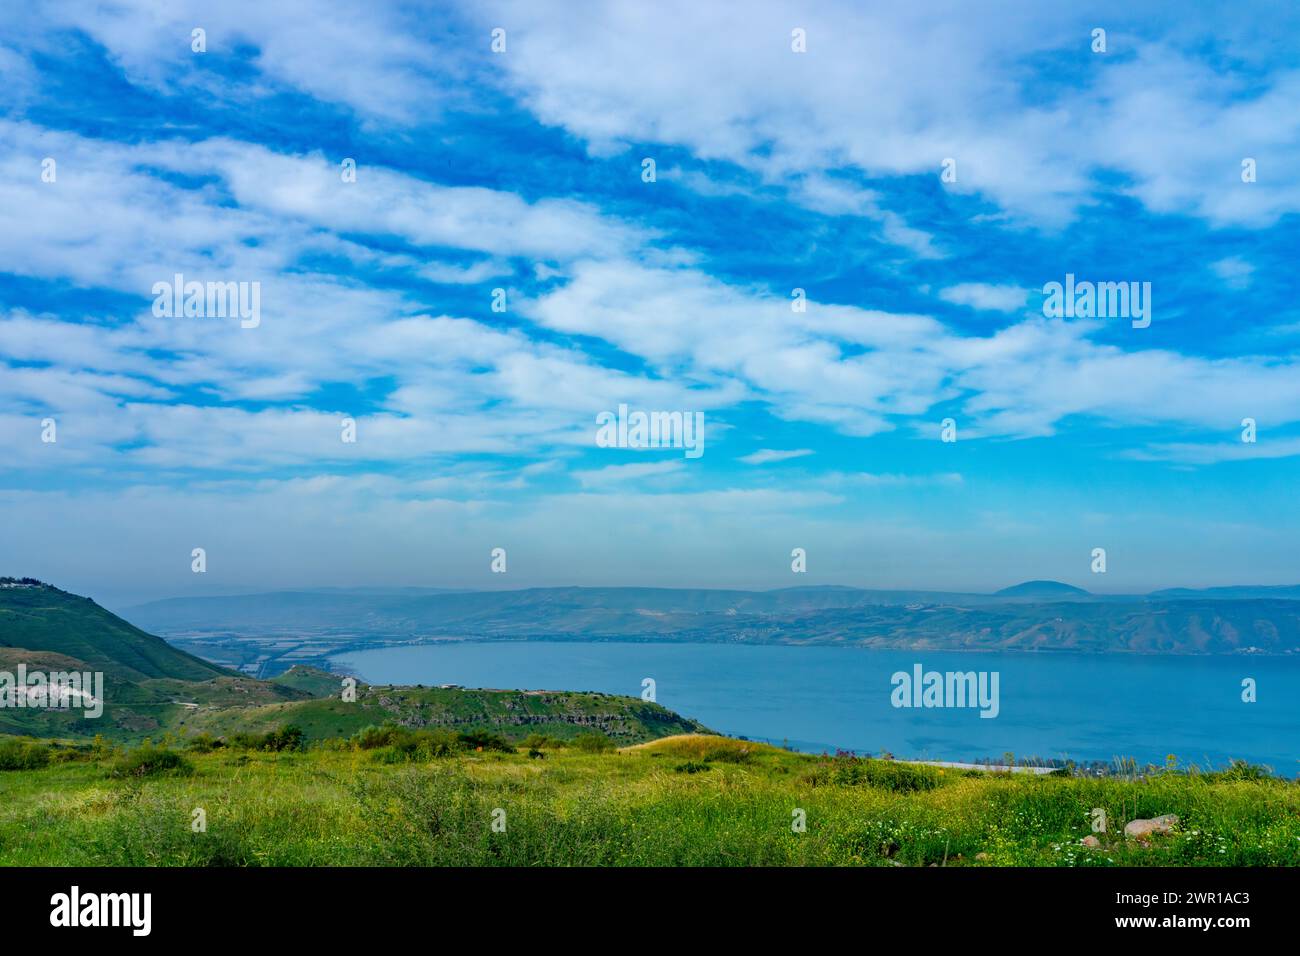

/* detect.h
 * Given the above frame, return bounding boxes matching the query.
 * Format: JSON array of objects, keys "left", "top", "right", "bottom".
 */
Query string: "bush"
[
  {"left": 42, "top": 743, "right": 94, "bottom": 764},
  {"left": 675, "top": 761, "right": 711, "bottom": 774},
  {"left": 521, "top": 733, "right": 564, "bottom": 750},
  {"left": 112, "top": 743, "right": 193, "bottom": 778},
  {"left": 802, "top": 754, "right": 943, "bottom": 792},
  {"left": 0, "top": 738, "right": 51, "bottom": 771},
  {"left": 1208, "top": 759, "right": 1273, "bottom": 782},
  {"left": 368, "top": 727, "right": 474, "bottom": 763},
  {"left": 351, "top": 724, "right": 400, "bottom": 750},
  {"left": 571, "top": 732, "right": 616, "bottom": 753},
  {"left": 456, "top": 729, "right": 514, "bottom": 753},
  {"left": 702, "top": 744, "right": 754, "bottom": 764},
  {"left": 427, "top": 729, "right": 462, "bottom": 756},
  {"left": 262, "top": 726, "right": 305, "bottom": 752},
  {"left": 186, "top": 732, "right": 224, "bottom": 753},
  {"left": 229, "top": 725, "right": 304, "bottom": 752}
]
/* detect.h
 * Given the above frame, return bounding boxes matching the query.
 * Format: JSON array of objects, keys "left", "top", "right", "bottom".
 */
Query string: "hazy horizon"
[{"left": 47, "top": 575, "right": 1300, "bottom": 618}]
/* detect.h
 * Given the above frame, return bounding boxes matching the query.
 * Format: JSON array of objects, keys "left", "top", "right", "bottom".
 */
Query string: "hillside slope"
[
  {"left": 0, "top": 583, "right": 231, "bottom": 681},
  {"left": 0, "top": 584, "right": 712, "bottom": 746},
  {"left": 184, "top": 679, "right": 711, "bottom": 745}
]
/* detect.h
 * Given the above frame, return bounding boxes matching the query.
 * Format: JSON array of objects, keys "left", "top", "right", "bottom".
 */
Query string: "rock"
[
  {"left": 1081, "top": 835, "right": 1101, "bottom": 848},
  {"left": 1124, "top": 814, "right": 1179, "bottom": 840}
]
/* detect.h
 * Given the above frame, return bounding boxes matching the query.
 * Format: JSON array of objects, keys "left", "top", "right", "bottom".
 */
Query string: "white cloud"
[
  {"left": 525, "top": 261, "right": 1300, "bottom": 441},
  {"left": 818, "top": 471, "right": 964, "bottom": 487},
  {"left": 939, "top": 283, "right": 1028, "bottom": 312},
  {"left": 188, "top": 139, "right": 649, "bottom": 261},
  {"left": 1210, "top": 256, "right": 1255, "bottom": 290},
  {"left": 21, "top": 2, "right": 1297, "bottom": 228},
  {"left": 739, "top": 448, "right": 814, "bottom": 464},
  {"left": 0, "top": 122, "right": 736, "bottom": 473},
  {"left": 572, "top": 460, "right": 685, "bottom": 488},
  {"left": 22, "top": 0, "right": 456, "bottom": 123},
  {"left": 1130, "top": 435, "right": 1300, "bottom": 465},
  {"left": 471, "top": 0, "right": 1300, "bottom": 227}
]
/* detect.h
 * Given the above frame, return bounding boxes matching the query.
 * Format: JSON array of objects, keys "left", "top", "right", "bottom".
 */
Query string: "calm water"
[{"left": 330, "top": 642, "right": 1300, "bottom": 769}]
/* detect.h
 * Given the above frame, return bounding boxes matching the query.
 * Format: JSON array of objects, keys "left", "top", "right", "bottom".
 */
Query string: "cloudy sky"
[{"left": 2, "top": 1, "right": 1299, "bottom": 607}]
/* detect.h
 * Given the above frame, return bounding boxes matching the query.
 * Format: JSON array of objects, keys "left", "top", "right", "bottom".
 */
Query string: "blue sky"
[{"left": 1, "top": 1, "right": 1299, "bottom": 606}]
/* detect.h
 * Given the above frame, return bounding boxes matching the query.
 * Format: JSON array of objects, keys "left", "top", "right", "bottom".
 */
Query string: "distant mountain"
[
  {"left": 124, "top": 582, "right": 1300, "bottom": 666},
  {"left": 128, "top": 582, "right": 1094, "bottom": 636},
  {"left": 995, "top": 580, "right": 1091, "bottom": 599},
  {"left": 1148, "top": 585, "right": 1300, "bottom": 601}
]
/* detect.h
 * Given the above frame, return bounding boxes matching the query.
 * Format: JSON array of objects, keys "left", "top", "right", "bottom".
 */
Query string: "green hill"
[
  {"left": 0, "top": 582, "right": 230, "bottom": 681},
  {"left": 182, "top": 679, "right": 710, "bottom": 746},
  {"left": 0, "top": 583, "right": 710, "bottom": 747}
]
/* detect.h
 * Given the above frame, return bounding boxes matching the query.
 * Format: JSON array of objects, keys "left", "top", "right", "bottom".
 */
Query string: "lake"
[{"left": 330, "top": 641, "right": 1300, "bottom": 770}]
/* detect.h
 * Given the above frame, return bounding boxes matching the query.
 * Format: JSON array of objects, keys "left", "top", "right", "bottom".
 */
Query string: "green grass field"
[{"left": 2, "top": 734, "right": 1297, "bottom": 866}]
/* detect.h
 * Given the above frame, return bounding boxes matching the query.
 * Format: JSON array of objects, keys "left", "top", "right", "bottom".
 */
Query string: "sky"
[{"left": 1, "top": 1, "right": 1299, "bottom": 607}]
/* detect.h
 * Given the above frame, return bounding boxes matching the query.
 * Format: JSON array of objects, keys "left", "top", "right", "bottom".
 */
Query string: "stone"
[{"left": 1124, "top": 814, "right": 1179, "bottom": 840}]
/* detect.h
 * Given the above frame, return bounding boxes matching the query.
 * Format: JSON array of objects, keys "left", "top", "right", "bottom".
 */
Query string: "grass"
[{"left": 1, "top": 734, "right": 1297, "bottom": 866}]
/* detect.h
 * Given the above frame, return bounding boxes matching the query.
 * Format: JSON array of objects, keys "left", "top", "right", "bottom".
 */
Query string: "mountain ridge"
[{"left": 117, "top": 580, "right": 1300, "bottom": 673}]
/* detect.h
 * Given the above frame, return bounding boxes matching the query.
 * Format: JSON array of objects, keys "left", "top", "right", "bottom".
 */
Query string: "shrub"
[
  {"left": 262, "top": 725, "right": 305, "bottom": 752},
  {"left": 186, "top": 732, "right": 224, "bottom": 753},
  {"left": 112, "top": 743, "right": 193, "bottom": 778},
  {"left": 675, "top": 761, "right": 711, "bottom": 774},
  {"left": 370, "top": 727, "right": 469, "bottom": 763},
  {"left": 457, "top": 729, "right": 514, "bottom": 753},
  {"left": 1208, "top": 760, "right": 1273, "bottom": 782},
  {"left": 702, "top": 744, "right": 754, "bottom": 764},
  {"left": 351, "top": 724, "right": 400, "bottom": 750},
  {"left": 426, "top": 729, "right": 462, "bottom": 757},
  {"left": 46, "top": 744, "right": 92, "bottom": 764},
  {"left": 229, "top": 725, "right": 304, "bottom": 752},
  {"left": 802, "top": 754, "right": 942, "bottom": 792},
  {"left": 571, "top": 732, "right": 616, "bottom": 753},
  {"left": 0, "top": 738, "right": 51, "bottom": 771}
]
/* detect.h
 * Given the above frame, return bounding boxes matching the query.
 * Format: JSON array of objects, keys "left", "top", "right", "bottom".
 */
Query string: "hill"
[
  {"left": 1, "top": 581, "right": 230, "bottom": 682},
  {"left": 184, "top": 679, "right": 710, "bottom": 745},
  {"left": 0, "top": 584, "right": 711, "bottom": 745},
  {"left": 1148, "top": 585, "right": 1300, "bottom": 601},
  {"left": 994, "top": 580, "right": 1091, "bottom": 599}
]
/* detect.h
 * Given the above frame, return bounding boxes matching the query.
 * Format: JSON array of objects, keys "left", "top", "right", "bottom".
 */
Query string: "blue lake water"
[{"left": 330, "top": 642, "right": 1300, "bottom": 770}]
